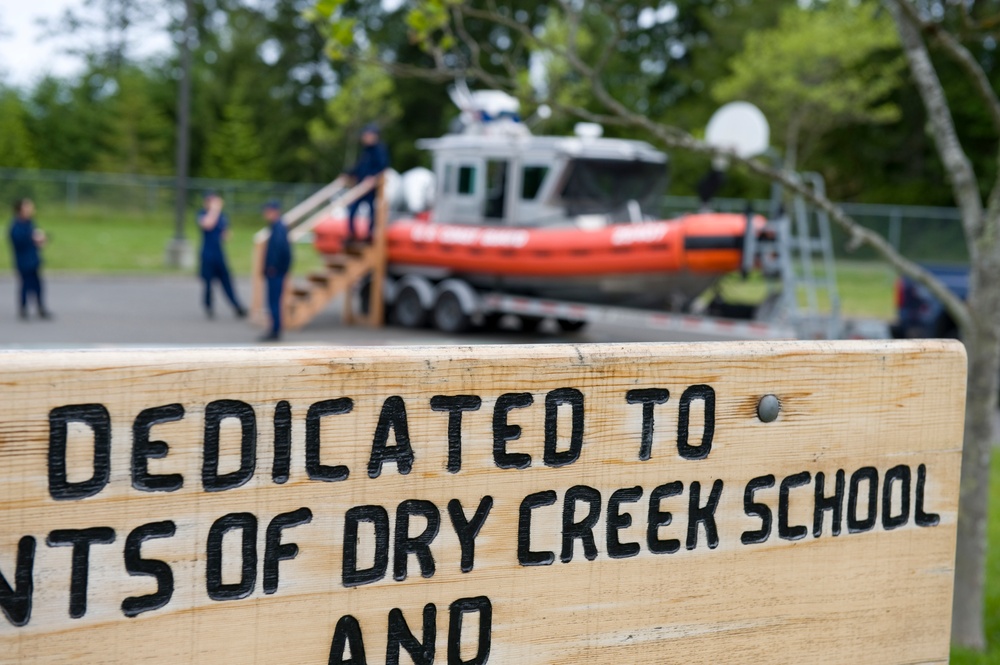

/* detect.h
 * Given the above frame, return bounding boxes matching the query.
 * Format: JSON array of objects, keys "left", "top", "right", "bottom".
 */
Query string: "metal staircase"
[
  {"left": 250, "top": 175, "right": 388, "bottom": 331},
  {"left": 750, "top": 172, "right": 842, "bottom": 339}
]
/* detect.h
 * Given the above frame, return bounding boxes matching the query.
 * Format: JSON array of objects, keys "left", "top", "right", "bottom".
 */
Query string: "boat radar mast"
[{"left": 448, "top": 83, "right": 530, "bottom": 136}]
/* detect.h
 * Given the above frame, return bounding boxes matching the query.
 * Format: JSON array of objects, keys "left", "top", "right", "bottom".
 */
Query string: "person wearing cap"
[
  {"left": 198, "top": 191, "right": 246, "bottom": 319},
  {"left": 8, "top": 198, "right": 52, "bottom": 320},
  {"left": 260, "top": 200, "right": 292, "bottom": 342},
  {"left": 343, "top": 123, "right": 390, "bottom": 245}
]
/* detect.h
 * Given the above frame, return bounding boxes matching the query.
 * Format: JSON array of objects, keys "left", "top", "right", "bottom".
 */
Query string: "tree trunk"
[{"left": 952, "top": 208, "right": 1000, "bottom": 650}]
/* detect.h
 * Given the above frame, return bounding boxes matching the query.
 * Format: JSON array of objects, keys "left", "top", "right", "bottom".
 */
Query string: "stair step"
[
  {"left": 293, "top": 286, "right": 312, "bottom": 298},
  {"left": 307, "top": 272, "right": 330, "bottom": 285},
  {"left": 343, "top": 244, "right": 369, "bottom": 256},
  {"left": 325, "top": 255, "right": 351, "bottom": 269}
]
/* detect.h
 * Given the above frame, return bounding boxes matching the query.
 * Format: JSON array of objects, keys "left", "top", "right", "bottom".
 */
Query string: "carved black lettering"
[
  {"left": 202, "top": 400, "right": 256, "bottom": 492},
  {"left": 778, "top": 471, "right": 811, "bottom": 541},
  {"left": 448, "top": 596, "right": 492, "bottom": 665},
  {"left": 46, "top": 527, "right": 115, "bottom": 618},
  {"left": 517, "top": 490, "right": 556, "bottom": 566},
  {"left": 369, "top": 396, "right": 414, "bottom": 478},
  {"left": 882, "top": 465, "right": 911, "bottom": 530},
  {"left": 342, "top": 505, "right": 390, "bottom": 587},
  {"left": 0, "top": 536, "right": 35, "bottom": 626},
  {"left": 329, "top": 614, "right": 367, "bottom": 664},
  {"left": 676, "top": 385, "right": 715, "bottom": 460},
  {"left": 543, "top": 388, "right": 585, "bottom": 467},
  {"left": 492, "top": 393, "right": 533, "bottom": 469},
  {"left": 393, "top": 500, "right": 440, "bottom": 582},
  {"left": 206, "top": 513, "right": 257, "bottom": 601},
  {"left": 131, "top": 404, "right": 184, "bottom": 492},
  {"left": 386, "top": 604, "right": 436, "bottom": 665},
  {"left": 647, "top": 481, "right": 683, "bottom": 554},
  {"left": 606, "top": 486, "right": 642, "bottom": 559},
  {"left": 48, "top": 404, "right": 111, "bottom": 501},
  {"left": 625, "top": 388, "right": 669, "bottom": 461},
  {"left": 306, "top": 398, "right": 353, "bottom": 482},
  {"left": 122, "top": 521, "right": 176, "bottom": 617},
  {"left": 847, "top": 466, "right": 879, "bottom": 533},
  {"left": 741, "top": 474, "right": 775, "bottom": 545},
  {"left": 272, "top": 400, "right": 292, "bottom": 484},
  {"left": 813, "top": 470, "right": 845, "bottom": 537},
  {"left": 447, "top": 497, "right": 493, "bottom": 573},
  {"left": 430, "top": 395, "right": 482, "bottom": 474},
  {"left": 560, "top": 485, "right": 601, "bottom": 563},
  {"left": 264, "top": 508, "right": 313, "bottom": 595},
  {"left": 687, "top": 479, "right": 723, "bottom": 550},
  {"left": 916, "top": 464, "right": 941, "bottom": 527}
]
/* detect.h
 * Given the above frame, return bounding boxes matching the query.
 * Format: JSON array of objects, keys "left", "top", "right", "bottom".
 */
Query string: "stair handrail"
[
  {"left": 284, "top": 175, "right": 347, "bottom": 228},
  {"left": 287, "top": 178, "right": 380, "bottom": 243},
  {"left": 249, "top": 175, "right": 383, "bottom": 324}
]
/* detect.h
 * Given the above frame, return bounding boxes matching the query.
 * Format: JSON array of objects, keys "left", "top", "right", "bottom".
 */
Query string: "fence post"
[
  {"left": 889, "top": 207, "right": 902, "bottom": 251},
  {"left": 67, "top": 173, "right": 79, "bottom": 212}
]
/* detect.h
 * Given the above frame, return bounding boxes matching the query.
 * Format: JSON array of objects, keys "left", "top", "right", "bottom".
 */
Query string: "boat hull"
[{"left": 313, "top": 213, "right": 759, "bottom": 306}]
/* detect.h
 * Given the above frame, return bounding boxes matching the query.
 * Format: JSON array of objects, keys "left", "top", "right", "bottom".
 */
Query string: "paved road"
[{"left": 0, "top": 274, "right": 734, "bottom": 348}]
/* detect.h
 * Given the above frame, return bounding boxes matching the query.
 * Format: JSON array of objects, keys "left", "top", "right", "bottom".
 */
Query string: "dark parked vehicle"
[{"left": 891, "top": 265, "right": 968, "bottom": 339}]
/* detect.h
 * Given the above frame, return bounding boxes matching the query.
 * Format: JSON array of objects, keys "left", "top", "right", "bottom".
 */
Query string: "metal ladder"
[{"left": 749, "top": 172, "right": 842, "bottom": 339}]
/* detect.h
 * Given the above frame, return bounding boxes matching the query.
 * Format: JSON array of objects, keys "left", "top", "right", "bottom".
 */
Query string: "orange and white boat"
[{"left": 314, "top": 89, "right": 760, "bottom": 313}]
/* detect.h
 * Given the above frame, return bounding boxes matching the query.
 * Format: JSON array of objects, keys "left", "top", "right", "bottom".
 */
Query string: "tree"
[
  {"left": 92, "top": 67, "right": 173, "bottom": 175},
  {"left": 202, "top": 95, "right": 269, "bottom": 180},
  {"left": 0, "top": 89, "right": 38, "bottom": 169},
  {"left": 308, "top": 59, "right": 403, "bottom": 174},
  {"left": 313, "top": 0, "right": 1000, "bottom": 651},
  {"left": 25, "top": 75, "right": 106, "bottom": 172},
  {"left": 713, "top": 0, "right": 904, "bottom": 171},
  {"left": 41, "top": 0, "right": 166, "bottom": 73},
  {"left": 884, "top": 0, "right": 1000, "bottom": 649}
]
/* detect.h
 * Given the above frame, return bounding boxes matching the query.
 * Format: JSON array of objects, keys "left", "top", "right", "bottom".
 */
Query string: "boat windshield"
[{"left": 559, "top": 158, "right": 666, "bottom": 216}]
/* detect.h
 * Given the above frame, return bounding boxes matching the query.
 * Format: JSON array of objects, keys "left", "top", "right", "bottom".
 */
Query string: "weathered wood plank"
[{"left": 0, "top": 341, "right": 966, "bottom": 663}]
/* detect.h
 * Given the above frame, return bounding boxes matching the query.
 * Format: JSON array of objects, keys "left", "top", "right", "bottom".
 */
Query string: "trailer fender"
[
  {"left": 434, "top": 278, "right": 481, "bottom": 316},
  {"left": 395, "top": 275, "right": 436, "bottom": 310}
]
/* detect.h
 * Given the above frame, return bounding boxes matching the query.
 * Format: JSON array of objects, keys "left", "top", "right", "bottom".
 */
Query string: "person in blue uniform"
[
  {"left": 261, "top": 200, "right": 292, "bottom": 342},
  {"left": 344, "top": 124, "right": 390, "bottom": 244},
  {"left": 198, "top": 191, "right": 246, "bottom": 319},
  {"left": 8, "top": 198, "right": 51, "bottom": 320}
]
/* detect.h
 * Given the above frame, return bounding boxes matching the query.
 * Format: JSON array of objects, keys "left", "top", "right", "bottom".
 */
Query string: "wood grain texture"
[{"left": 0, "top": 341, "right": 966, "bottom": 664}]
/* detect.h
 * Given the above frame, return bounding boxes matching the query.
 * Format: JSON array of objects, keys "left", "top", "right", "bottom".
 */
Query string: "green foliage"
[
  {"left": 25, "top": 76, "right": 106, "bottom": 172},
  {"left": 0, "top": 90, "right": 38, "bottom": 169},
  {"left": 308, "top": 60, "right": 402, "bottom": 174},
  {"left": 92, "top": 68, "right": 173, "bottom": 175},
  {"left": 202, "top": 94, "right": 269, "bottom": 181},
  {"left": 713, "top": 0, "right": 904, "bottom": 170}
]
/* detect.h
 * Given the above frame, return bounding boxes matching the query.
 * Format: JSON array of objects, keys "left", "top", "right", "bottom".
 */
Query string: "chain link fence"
[
  {"left": 660, "top": 195, "right": 967, "bottom": 264},
  {"left": 0, "top": 168, "right": 324, "bottom": 223},
  {"left": 0, "top": 168, "right": 969, "bottom": 265}
]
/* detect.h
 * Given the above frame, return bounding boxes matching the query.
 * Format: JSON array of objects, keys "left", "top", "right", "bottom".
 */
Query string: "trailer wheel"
[
  {"left": 519, "top": 316, "right": 543, "bottom": 333},
  {"left": 482, "top": 312, "right": 504, "bottom": 330},
  {"left": 557, "top": 319, "right": 587, "bottom": 332},
  {"left": 392, "top": 285, "right": 428, "bottom": 328},
  {"left": 433, "top": 291, "right": 471, "bottom": 333}
]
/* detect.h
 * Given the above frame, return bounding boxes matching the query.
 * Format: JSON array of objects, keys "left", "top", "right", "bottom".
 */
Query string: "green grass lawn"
[
  {"left": 952, "top": 453, "right": 1000, "bottom": 663},
  {"left": 713, "top": 259, "right": 896, "bottom": 320},
  {"left": 0, "top": 205, "right": 323, "bottom": 276}
]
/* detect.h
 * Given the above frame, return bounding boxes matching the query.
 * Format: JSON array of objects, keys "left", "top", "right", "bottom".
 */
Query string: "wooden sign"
[{"left": 0, "top": 341, "right": 965, "bottom": 664}]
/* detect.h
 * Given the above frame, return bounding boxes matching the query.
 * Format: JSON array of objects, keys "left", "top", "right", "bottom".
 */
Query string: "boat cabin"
[{"left": 416, "top": 104, "right": 668, "bottom": 229}]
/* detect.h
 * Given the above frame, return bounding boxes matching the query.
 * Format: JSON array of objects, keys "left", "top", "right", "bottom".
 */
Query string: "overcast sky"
[{"left": 0, "top": 0, "right": 172, "bottom": 88}]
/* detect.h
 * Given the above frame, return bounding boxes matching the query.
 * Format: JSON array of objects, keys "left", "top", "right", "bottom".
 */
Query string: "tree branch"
[
  {"left": 895, "top": 0, "right": 1000, "bottom": 136},
  {"left": 887, "top": 0, "right": 984, "bottom": 242}
]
